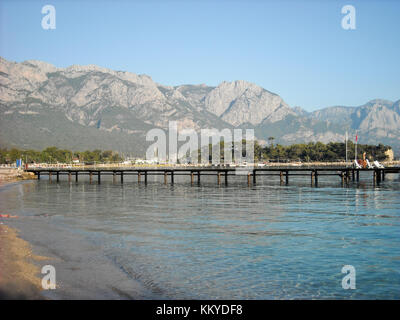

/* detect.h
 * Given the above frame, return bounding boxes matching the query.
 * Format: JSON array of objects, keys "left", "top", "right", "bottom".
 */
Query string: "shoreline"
[
  {"left": 0, "top": 168, "right": 36, "bottom": 187},
  {"left": 0, "top": 177, "right": 156, "bottom": 300},
  {"left": 0, "top": 176, "right": 47, "bottom": 300},
  {"left": 0, "top": 223, "right": 47, "bottom": 299}
]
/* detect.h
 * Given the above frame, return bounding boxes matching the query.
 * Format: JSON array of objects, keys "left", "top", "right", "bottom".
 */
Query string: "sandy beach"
[
  {"left": 0, "top": 170, "right": 46, "bottom": 300},
  {"left": 0, "top": 223, "right": 48, "bottom": 299}
]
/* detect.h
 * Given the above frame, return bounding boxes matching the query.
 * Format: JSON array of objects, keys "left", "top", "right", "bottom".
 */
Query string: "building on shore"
[{"left": 385, "top": 149, "right": 394, "bottom": 161}]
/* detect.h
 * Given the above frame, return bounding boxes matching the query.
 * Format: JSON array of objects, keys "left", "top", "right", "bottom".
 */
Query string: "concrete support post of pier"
[
  {"left": 75, "top": 171, "right": 78, "bottom": 182},
  {"left": 145, "top": 171, "right": 148, "bottom": 184},
  {"left": 171, "top": 171, "right": 174, "bottom": 184},
  {"left": 113, "top": 172, "right": 116, "bottom": 184},
  {"left": 382, "top": 170, "right": 385, "bottom": 181},
  {"left": 247, "top": 172, "right": 251, "bottom": 186},
  {"left": 49, "top": 172, "right": 52, "bottom": 182},
  {"left": 373, "top": 170, "right": 377, "bottom": 184},
  {"left": 285, "top": 171, "right": 289, "bottom": 185},
  {"left": 138, "top": 171, "right": 141, "bottom": 183},
  {"left": 56, "top": 171, "right": 59, "bottom": 182},
  {"left": 98, "top": 171, "right": 101, "bottom": 184},
  {"left": 89, "top": 172, "right": 93, "bottom": 184},
  {"left": 68, "top": 172, "right": 71, "bottom": 183},
  {"left": 341, "top": 171, "right": 345, "bottom": 184},
  {"left": 191, "top": 172, "right": 194, "bottom": 184},
  {"left": 225, "top": 171, "right": 228, "bottom": 185},
  {"left": 37, "top": 172, "right": 40, "bottom": 180},
  {"left": 253, "top": 170, "right": 256, "bottom": 184},
  {"left": 375, "top": 169, "right": 381, "bottom": 184},
  {"left": 217, "top": 172, "right": 221, "bottom": 185},
  {"left": 280, "top": 171, "right": 283, "bottom": 184},
  {"left": 311, "top": 171, "right": 314, "bottom": 185},
  {"left": 197, "top": 171, "right": 200, "bottom": 184},
  {"left": 120, "top": 171, "right": 124, "bottom": 184},
  {"left": 352, "top": 170, "right": 355, "bottom": 181},
  {"left": 164, "top": 172, "right": 167, "bottom": 184},
  {"left": 356, "top": 170, "right": 359, "bottom": 182}
]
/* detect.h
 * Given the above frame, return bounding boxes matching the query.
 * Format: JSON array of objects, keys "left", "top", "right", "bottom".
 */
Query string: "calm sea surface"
[{"left": 1, "top": 173, "right": 400, "bottom": 299}]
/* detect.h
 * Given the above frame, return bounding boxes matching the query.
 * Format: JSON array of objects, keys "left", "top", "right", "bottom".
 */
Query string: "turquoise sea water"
[{"left": 1, "top": 173, "right": 399, "bottom": 299}]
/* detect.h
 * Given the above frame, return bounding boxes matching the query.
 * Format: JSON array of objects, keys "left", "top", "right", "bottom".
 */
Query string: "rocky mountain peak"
[
  {"left": 204, "top": 80, "right": 293, "bottom": 126},
  {"left": 0, "top": 57, "right": 399, "bottom": 155},
  {"left": 22, "top": 60, "right": 58, "bottom": 73}
]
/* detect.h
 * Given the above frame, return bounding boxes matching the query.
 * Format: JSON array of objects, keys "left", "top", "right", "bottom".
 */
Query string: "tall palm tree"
[{"left": 268, "top": 136, "right": 275, "bottom": 147}]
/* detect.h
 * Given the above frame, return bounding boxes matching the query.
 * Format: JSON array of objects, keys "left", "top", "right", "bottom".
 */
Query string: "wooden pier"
[{"left": 26, "top": 166, "right": 400, "bottom": 186}]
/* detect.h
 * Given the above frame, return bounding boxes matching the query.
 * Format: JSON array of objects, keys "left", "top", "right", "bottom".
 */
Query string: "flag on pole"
[{"left": 355, "top": 134, "right": 358, "bottom": 142}]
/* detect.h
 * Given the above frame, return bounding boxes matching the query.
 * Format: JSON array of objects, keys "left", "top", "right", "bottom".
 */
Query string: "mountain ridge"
[{"left": 1, "top": 57, "right": 399, "bottom": 155}]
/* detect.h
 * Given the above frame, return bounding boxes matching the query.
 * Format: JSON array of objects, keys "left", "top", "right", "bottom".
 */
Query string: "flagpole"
[
  {"left": 355, "top": 132, "right": 358, "bottom": 162},
  {"left": 345, "top": 131, "right": 348, "bottom": 165}
]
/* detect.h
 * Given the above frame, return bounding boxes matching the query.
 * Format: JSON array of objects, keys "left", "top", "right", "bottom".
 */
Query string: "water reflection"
[{"left": 0, "top": 172, "right": 399, "bottom": 299}]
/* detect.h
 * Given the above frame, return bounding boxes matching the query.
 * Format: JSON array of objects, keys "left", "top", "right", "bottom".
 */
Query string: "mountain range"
[{"left": 1, "top": 57, "right": 399, "bottom": 156}]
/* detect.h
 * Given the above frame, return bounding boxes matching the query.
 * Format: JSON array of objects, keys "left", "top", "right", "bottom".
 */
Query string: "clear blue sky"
[{"left": 1, "top": 0, "right": 399, "bottom": 111}]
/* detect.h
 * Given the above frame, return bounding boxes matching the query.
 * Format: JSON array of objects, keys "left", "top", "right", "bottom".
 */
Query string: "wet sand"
[
  {"left": 0, "top": 223, "right": 48, "bottom": 299},
  {"left": 0, "top": 173, "right": 47, "bottom": 300}
]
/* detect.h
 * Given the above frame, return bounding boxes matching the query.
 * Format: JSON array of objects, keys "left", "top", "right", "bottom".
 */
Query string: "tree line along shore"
[{"left": 0, "top": 141, "right": 394, "bottom": 165}]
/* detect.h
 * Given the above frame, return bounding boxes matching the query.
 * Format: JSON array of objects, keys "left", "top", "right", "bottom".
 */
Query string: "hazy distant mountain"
[
  {"left": 1, "top": 57, "right": 399, "bottom": 155},
  {"left": 309, "top": 99, "right": 400, "bottom": 149}
]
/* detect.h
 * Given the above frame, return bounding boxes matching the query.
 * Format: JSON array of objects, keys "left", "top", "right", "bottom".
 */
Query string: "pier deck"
[{"left": 25, "top": 166, "right": 400, "bottom": 186}]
